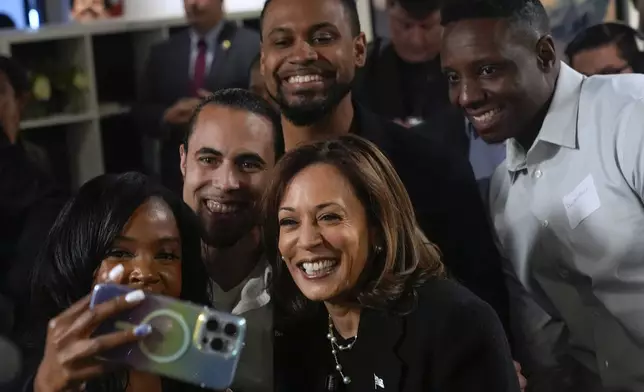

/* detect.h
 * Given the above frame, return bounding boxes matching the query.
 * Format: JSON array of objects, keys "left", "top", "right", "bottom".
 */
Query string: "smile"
[
  {"left": 287, "top": 74, "right": 323, "bottom": 84},
  {"left": 297, "top": 259, "right": 339, "bottom": 279},
  {"left": 203, "top": 200, "right": 245, "bottom": 214},
  {"left": 468, "top": 107, "right": 504, "bottom": 131}
]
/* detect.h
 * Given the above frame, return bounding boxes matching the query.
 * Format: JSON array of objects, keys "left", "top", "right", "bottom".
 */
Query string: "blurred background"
[{"left": 0, "top": 0, "right": 640, "bottom": 192}]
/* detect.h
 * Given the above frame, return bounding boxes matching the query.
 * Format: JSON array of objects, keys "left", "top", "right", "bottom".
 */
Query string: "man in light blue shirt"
[{"left": 466, "top": 120, "right": 506, "bottom": 202}]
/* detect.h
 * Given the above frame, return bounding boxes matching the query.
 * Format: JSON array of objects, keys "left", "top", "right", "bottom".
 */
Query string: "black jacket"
[
  {"left": 131, "top": 21, "right": 260, "bottom": 193},
  {"left": 353, "top": 105, "right": 510, "bottom": 336},
  {"left": 275, "top": 279, "right": 520, "bottom": 392},
  {"left": 354, "top": 37, "right": 469, "bottom": 157}
]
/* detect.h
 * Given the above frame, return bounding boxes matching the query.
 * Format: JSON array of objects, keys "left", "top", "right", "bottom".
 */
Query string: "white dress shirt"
[{"left": 490, "top": 62, "right": 644, "bottom": 391}]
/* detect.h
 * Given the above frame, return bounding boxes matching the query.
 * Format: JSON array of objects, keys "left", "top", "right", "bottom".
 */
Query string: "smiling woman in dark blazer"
[{"left": 262, "top": 135, "right": 521, "bottom": 392}]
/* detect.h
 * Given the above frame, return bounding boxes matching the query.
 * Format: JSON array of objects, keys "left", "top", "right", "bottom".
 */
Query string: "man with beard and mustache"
[
  {"left": 259, "top": 0, "right": 512, "bottom": 352},
  {"left": 133, "top": 0, "right": 260, "bottom": 194},
  {"left": 180, "top": 88, "right": 284, "bottom": 392}
]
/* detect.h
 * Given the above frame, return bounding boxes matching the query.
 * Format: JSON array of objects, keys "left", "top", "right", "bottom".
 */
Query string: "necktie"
[{"left": 192, "top": 39, "right": 207, "bottom": 97}]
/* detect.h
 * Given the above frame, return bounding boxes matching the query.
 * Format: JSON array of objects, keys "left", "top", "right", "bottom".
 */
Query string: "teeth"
[
  {"left": 472, "top": 108, "right": 501, "bottom": 123},
  {"left": 287, "top": 75, "right": 323, "bottom": 84},
  {"left": 205, "top": 200, "right": 241, "bottom": 214},
  {"left": 301, "top": 259, "right": 337, "bottom": 275}
]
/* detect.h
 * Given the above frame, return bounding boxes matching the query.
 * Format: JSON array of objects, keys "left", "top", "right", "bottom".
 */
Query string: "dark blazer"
[
  {"left": 352, "top": 105, "right": 511, "bottom": 337},
  {"left": 354, "top": 37, "right": 469, "bottom": 157},
  {"left": 131, "top": 21, "right": 260, "bottom": 192},
  {"left": 275, "top": 279, "right": 520, "bottom": 392}
]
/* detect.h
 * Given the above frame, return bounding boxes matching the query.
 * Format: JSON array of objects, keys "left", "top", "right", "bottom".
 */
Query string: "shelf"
[
  {"left": 21, "top": 112, "right": 94, "bottom": 129},
  {"left": 99, "top": 103, "right": 131, "bottom": 118}
]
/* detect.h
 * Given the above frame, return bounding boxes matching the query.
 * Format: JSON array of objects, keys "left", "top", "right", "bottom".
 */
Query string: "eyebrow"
[
  {"left": 279, "top": 202, "right": 341, "bottom": 212},
  {"left": 268, "top": 22, "right": 338, "bottom": 37},
  {"left": 196, "top": 147, "right": 223, "bottom": 156},
  {"left": 113, "top": 235, "right": 181, "bottom": 245}
]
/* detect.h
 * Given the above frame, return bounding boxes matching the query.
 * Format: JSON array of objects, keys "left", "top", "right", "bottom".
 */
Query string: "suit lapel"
[
  {"left": 173, "top": 31, "right": 192, "bottom": 96},
  {"left": 361, "top": 309, "right": 404, "bottom": 391},
  {"left": 205, "top": 21, "right": 237, "bottom": 90}
]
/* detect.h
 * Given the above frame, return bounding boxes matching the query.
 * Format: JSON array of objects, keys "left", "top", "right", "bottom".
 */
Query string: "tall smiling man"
[
  {"left": 259, "top": 0, "right": 511, "bottom": 341},
  {"left": 441, "top": 0, "right": 644, "bottom": 391}
]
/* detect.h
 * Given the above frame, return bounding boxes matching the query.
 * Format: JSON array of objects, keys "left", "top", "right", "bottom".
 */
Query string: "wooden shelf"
[
  {"left": 0, "top": 10, "right": 260, "bottom": 189},
  {"left": 21, "top": 112, "right": 94, "bottom": 129}
]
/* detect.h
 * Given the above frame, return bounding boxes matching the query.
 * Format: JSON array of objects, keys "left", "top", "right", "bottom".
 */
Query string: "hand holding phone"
[
  {"left": 90, "top": 283, "right": 247, "bottom": 391},
  {"left": 34, "top": 290, "right": 150, "bottom": 392}
]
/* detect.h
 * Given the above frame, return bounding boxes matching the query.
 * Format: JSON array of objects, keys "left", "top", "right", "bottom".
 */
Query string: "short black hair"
[
  {"left": 0, "top": 13, "right": 16, "bottom": 29},
  {"left": 185, "top": 88, "right": 285, "bottom": 160},
  {"left": 566, "top": 22, "right": 642, "bottom": 66},
  {"left": 441, "top": 0, "right": 550, "bottom": 35},
  {"left": 260, "top": 0, "right": 361, "bottom": 39},
  {"left": 0, "top": 55, "right": 28, "bottom": 96},
  {"left": 388, "top": 0, "right": 441, "bottom": 19}
]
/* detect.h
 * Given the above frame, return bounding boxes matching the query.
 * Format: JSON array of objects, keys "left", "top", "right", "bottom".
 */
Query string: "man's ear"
[
  {"left": 179, "top": 144, "right": 187, "bottom": 179},
  {"left": 355, "top": 32, "right": 368, "bottom": 68},
  {"left": 536, "top": 35, "right": 557, "bottom": 72}
]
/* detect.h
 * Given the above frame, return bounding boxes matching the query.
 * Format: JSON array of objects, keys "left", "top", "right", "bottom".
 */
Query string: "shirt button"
[
  {"left": 605, "top": 360, "right": 609, "bottom": 368},
  {"left": 534, "top": 170, "right": 543, "bottom": 179},
  {"left": 542, "top": 220, "right": 549, "bottom": 228},
  {"left": 560, "top": 269, "right": 569, "bottom": 279}
]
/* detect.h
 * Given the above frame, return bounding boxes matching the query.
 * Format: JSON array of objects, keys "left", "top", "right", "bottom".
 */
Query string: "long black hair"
[{"left": 18, "top": 172, "right": 209, "bottom": 392}]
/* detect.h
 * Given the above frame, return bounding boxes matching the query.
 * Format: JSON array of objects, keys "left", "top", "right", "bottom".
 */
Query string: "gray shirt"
[
  {"left": 209, "top": 261, "right": 273, "bottom": 392},
  {"left": 490, "top": 63, "right": 644, "bottom": 391}
]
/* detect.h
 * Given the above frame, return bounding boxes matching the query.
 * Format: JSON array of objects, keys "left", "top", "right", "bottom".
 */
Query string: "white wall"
[
  {"left": 124, "top": 0, "right": 266, "bottom": 20},
  {"left": 0, "top": 0, "right": 26, "bottom": 29}
]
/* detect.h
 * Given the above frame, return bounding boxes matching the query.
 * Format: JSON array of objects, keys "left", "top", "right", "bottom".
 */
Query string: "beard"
[
  {"left": 198, "top": 206, "right": 257, "bottom": 249},
  {"left": 270, "top": 79, "right": 353, "bottom": 126}
]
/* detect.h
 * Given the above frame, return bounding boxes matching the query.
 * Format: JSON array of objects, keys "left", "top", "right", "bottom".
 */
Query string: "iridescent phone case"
[{"left": 90, "top": 283, "right": 247, "bottom": 390}]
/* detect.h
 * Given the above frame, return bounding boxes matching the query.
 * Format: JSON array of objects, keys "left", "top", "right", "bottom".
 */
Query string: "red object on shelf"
[{"left": 106, "top": 0, "right": 124, "bottom": 17}]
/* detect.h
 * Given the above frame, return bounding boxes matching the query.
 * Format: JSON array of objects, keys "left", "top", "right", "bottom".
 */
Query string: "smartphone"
[{"left": 90, "top": 283, "right": 247, "bottom": 390}]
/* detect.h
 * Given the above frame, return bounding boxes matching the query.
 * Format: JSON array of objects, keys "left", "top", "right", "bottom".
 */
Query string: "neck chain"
[{"left": 326, "top": 314, "right": 357, "bottom": 385}]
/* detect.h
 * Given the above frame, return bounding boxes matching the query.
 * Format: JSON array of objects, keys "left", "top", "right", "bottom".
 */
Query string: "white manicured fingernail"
[
  {"left": 125, "top": 290, "right": 145, "bottom": 303},
  {"left": 107, "top": 264, "right": 124, "bottom": 281}
]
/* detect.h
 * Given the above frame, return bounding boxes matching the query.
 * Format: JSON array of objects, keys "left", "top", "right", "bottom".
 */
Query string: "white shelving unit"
[{"left": 0, "top": 10, "right": 260, "bottom": 189}]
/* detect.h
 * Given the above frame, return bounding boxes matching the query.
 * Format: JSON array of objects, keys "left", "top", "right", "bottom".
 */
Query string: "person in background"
[
  {"left": 266, "top": 135, "right": 520, "bottom": 392},
  {"left": 565, "top": 22, "right": 644, "bottom": 75},
  {"left": 13, "top": 172, "right": 210, "bottom": 392},
  {"left": 354, "top": 0, "right": 468, "bottom": 154},
  {"left": 0, "top": 55, "right": 64, "bottom": 343},
  {"left": 132, "top": 0, "right": 260, "bottom": 193},
  {"left": 259, "top": 0, "right": 512, "bottom": 338},
  {"left": 0, "top": 13, "right": 16, "bottom": 29},
  {"left": 441, "top": 0, "right": 644, "bottom": 390},
  {"left": 179, "top": 89, "right": 283, "bottom": 392}
]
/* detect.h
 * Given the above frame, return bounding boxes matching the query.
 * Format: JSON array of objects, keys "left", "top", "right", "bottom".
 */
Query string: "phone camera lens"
[
  {"left": 224, "top": 323, "right": 237, "bottom": 336},
  {"left": 210, "top": 338, "right": 225, "bottom": 352},
  {"left": 206, "top": 319, "right": 219, "bottom": 332}
]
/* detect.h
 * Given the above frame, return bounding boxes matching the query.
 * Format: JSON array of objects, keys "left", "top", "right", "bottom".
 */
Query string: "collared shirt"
[
  {"left": 189, "top": 22, "right": 224, "bottom": 79},
  {"left": 490, "top": 62, "right": 644, "bottom": 391},
  {"left": 209, "top": 260, "right": 273, "bottom": 392},
  {"left": 466, "top": 120, "right": 507, "bottom": 202}
]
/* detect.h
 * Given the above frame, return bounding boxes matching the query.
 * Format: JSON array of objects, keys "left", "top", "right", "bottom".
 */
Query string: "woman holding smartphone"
[{"left": 14, "top": 172, "right": 210, "bottom": 392}]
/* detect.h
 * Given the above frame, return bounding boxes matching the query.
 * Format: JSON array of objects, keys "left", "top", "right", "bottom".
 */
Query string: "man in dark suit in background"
[
  {"left": 132, "top": 0, "right": 260, "bottom": 193},
  {"left": 354, "top": 0, "right": 468, "bottom": 155}
]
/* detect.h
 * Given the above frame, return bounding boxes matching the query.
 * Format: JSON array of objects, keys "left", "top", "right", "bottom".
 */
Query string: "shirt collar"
[
  {"left": 505, "top": 62, "right": 585, "bottom": 174},
  {"left": 190, "top": 21, "right": 224, "bottom": 49}
]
